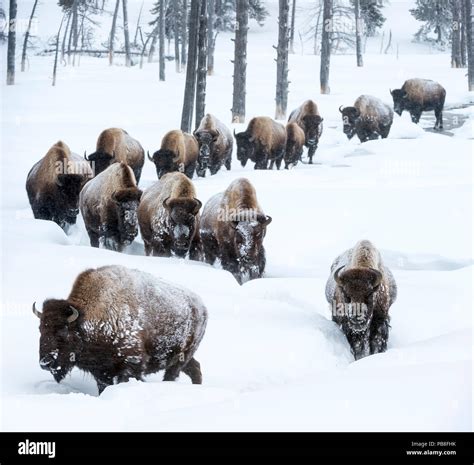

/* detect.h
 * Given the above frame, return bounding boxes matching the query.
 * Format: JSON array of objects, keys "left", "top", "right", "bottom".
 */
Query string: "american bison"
[
  {"left": 339, "top": 95, "right": 394, "bottom": 143},
  {"left": 284, "top": 122, "right": 306, "bottom": 169},
  {"left": 80, "top": 162, "right": 142, "bottom": 251},
  {"left": 234, "top": 117, "right": 286, "bottom": 170},
  {"left": 390, "top": 78, "right": 446, "bottom": 129},
  {"left": 26, "top": 141, "right": 92, "bottom": 232},
  {"left": 84, "top": 128, "right": 145, "bottom": 183},
  {"left": 200, "top": 178, "right": 272, "bottom": 284},
  {"left": 138, "top": 172, "right": 202, "bottom": 259},
  {"left": 325, "top": 240, "right": 397, "bottom": 361},
  {"left": 194, "top": 114, "right": 233, "bottom": 177},
  {"left": 32, "top": 265, "right": 208, "bottom": 394},
  {"left": 288, "top": 100, "right": 323, "bottom": 164},
  {"left": 148, "top": 130, "right": 199, "bottom": 179}
]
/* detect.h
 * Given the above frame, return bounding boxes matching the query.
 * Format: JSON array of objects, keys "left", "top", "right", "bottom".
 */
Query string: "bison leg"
[
  {"left": 347, "top": 330, "right": 370, "bottom": 361},
  {"left": 182, "top": 358, "right": 202, "bottom": 384},
  {"left": 209, "top": 162, "right": 221, "bottom": 176},
  {"left": 87, "top": 229, "right": 100, "bottom": 248},
  {"left": 434, "top": 107, "right": 443, "bottom": 130},
  {"left": 189, "top": 237, "right": 203, "bottom": 262},
  {"left": 307, "top": 144, "right": 316, "bottom": 164},
  {"left": 184, "top": 161, "right": 196, "bottom": 179},
  {"left": 369, "top": 318, "right": 390, "bottom": 355},
  {"left": 94, "top": 375, "right": 113, "bottom": 395},
  {"left": 224, "top": 152, "right": 232, "bottom": 171},
  {"left": 410, "top": 109, "right": 422, "bottom": 124},
  {"left": 201, "top": 234, "right": 218, "bottom": 265}
]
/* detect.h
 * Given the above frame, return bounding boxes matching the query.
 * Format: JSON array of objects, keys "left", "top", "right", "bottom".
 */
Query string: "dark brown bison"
[
  {"left": 390, "top": 78, "right": 446, "bottom": 129},
  {"left": 200, "top": 178, "right": 272, "bottom": 284},
  {"left": 138, "top": 172, "right": 202, "bottom": 259},
  {"left": 80, "top": 162, "right": 142, "bottom": 251},
  {"left": 32, "top": 265, "right": 208, "bottom": 394},
  {"left": 325, "top": 240, "right": 397, "bottom": 361},
  {"left": 26, "top": 141, "right": 92, "bottom": 232},
  {"left": 148, "top": 129, "right": 199, "bottom": 179},
  {"left": 194, "top": 114, "right": 233, "bottom": 177},
  {"left": 288, "top": 100, "right": 323, "bottom": 164},
  {"left": 84, "top": 128, "right": 145, "bottom": 183},
  {"left": 284, "top": 122, "right": 306, "bottom": 169},
  {"left": 339, "top": 95, "right": 394, "bottom": 143},
  {"left": 234, "top": 117, "right": 286, "bottom": 170}
]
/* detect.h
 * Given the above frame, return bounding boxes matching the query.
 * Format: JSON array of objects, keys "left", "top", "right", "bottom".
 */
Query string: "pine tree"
[
  {"left": 359, "top": 0, "right": 385, "bottom": 37},
  {"left": 410, "top": 0, "right": 453, "bottom": 47}
]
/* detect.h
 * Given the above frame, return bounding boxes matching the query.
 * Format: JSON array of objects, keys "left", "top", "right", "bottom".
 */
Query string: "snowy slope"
[{"left": 0, "top": 0, "right": 473, "bottom": 431}]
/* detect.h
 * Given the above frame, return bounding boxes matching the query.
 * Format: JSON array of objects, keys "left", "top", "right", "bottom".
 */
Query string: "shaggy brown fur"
[
  {"left": 149, "top": 130, "right": 199, "bottom": 179},
  {"left": 200, "top": 178, "right": 272, "bottom": 284},
  {"left": 288, "top": 100, "right": 323, "bottom": 163},
  {"left": 284, "top": 122, "right": 306, "bottom": 168},
  {"left": 138, "top": 172, "right": 202, "bottom": 259},
  {"left": 194, "top": 114, "right": 233, "bottom": 177},
  {"left": 86, "top": 128, "right": 145, "bottom": 182},
  {"left": 234, "top": 117, "right": 286, "bottom": 170},
  {"left": 26, "top": 141, "right": 93, "bottom": 231},
  {"left": 33, "top": 264, "right": 208, "bottom": 394},
  {"left": 80, "top": 162, "right": 142, "bottom": 252}
]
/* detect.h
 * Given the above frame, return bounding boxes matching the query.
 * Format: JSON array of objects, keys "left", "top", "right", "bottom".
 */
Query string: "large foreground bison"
[
  {"left": 85, "top": 128, "right": 145, "bottom": 182},
  {"left": 26, "top": 141, "right": 92, "bottom": 232},
  {"left": 288, "top": 100, "right": 323, "bottom": 164},
  {"left": 325, "top": 240, "right": 397, "bottom": 361},
  {"left": 390, "top": 78, "right": 446, "bottom": 129},
  {"left": 33, "top": 265, "right": 208, "bottom": 394},
  {"left": 339, "top": 95, "right": 394, "bottom": 143},
  {"left": 234, "top": 117, "right": 286, "bottom": 170},
  {"left": 194, "top": 114, "right": 233, "bottom": 177},
  {"left": 200, "top": 178, "right": 272, "bottom": 284}
]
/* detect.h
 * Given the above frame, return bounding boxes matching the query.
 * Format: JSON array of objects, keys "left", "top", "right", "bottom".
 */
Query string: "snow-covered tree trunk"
[
  {"left": 195, "top": 0, "right": 208, "bottom": 128},
  {"left": 275, "top": 0, "right": 289, "bottom": 120},
  {"left": 174, "top": 0, "right": 181, "bottom": 72},
  {"left": 122, "top": 0, "right": 131, "bottom": 66},
  {"left": 159, "top": 0, "right": 166, "bottom": 80},
  {"left": 354, "top": 0, "right": 363, "bottom": 67},
  {"left": 109, "top": 0, "right": 120, "bottom": 65},
  {"left": 53, "top": 15, "right": 66, "bottom": 86},
  {"left": 451, "top": 0, "right": 462, "bottom": 68},
  {"left": 231, "top": 0, "right": 249, "bottom": 123},
  {"left": 6, "top": 0, "right": 17, "bottom": 85},
  {"left": 289, "top": 0, "right": 296, "bottom": 54},
  {"left": 21, "top": 0, "right": 39, "bottom": 72},
  {"left": 320, "top": 0, "right": 332, "bottom": 94},
  {"left": 181, "top": 0, "right": 188, "bottom": 67},
  {"left": 468, "top": 0, "right": 474, "bottom": 90},
  {"left": 207, "top": 0, "right": 215, "bottom": 74}
]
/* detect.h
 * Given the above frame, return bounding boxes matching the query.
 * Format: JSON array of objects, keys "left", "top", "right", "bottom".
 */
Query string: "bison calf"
[
  {"left": 26, "top": 141, "right": 92, "bottom": 232},
  {"left": 200, "top": 178, "right": 272, "bottom": 284},
  {"left": 138, "top": 172, "right": 202, "bottom": 259},
  {"left": 325, "top": 240, "right": 397, "bottom": 361},
  {"left": 33, "top": 265, "right": 208, "bottom": 394},
  {"left": 80, "top": 162, "right": 142, "bottom": 252}
]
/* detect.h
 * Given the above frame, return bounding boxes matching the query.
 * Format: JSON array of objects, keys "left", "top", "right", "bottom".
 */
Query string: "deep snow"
[{"left": 0, "top": 0, "right": 472, "bottom": 431}]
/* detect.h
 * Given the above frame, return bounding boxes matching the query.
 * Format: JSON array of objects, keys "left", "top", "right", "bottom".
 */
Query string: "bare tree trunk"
[
  {"left": 70, "top": 0, "right": 79, "bottom": 65},
  {"left": 174, "top": 0, "right": 181, "bottom": 72},
  {"left": 181, "top": 0, "right": 200, "bottom": 133},
  {"left": 21, "top": 0, "right": 39, "bottom": 72},
  {"left": 313, "top": 1, "right": 322, "bottom": 55},
  {"left": 133, "top": 1, "right": 144, "bottom": 46},
  {"left": 207, "top": 0, "right": 215, "bottom": 74},
  {"left": 109, "top": 0, "right": 120, "bottom": 65},
  {"left": 7, "top": 0, "right": 17, "bottom": 85},
  {"left": 181, "top": 0, "right": 188, "bottom": 67},
  {"left": 275, "top": 0, "right": 289, "bottom": 119},
  {"left": 451, "top": 0, "right": 462, "bottom": 68},
  {"left": 195, "top": 0, "right": 207, "bottom": 128},
  {"left": 467, "top": 0, "right": 474, "bottom": 90},
  {"left": 289, "top": 0, "right": 296, "bottom": 54},
  {"left": 384, "top": 29, "right": 392, "bottom": 54},
  {"left": 319, "top": 0, "right": 332, "bottom": 94},
  {"left": 461, "top": 0, "right": 467, "bottom": 67},
  {"left": 159, "top": 0, "right": 166, "bottom": 80},
  {"left": 61, "top": 11, "right": 72, "bottom": 64},
  {"left": 354, "top": 0, "right": 363, "bottom": 66},
  {"left": 148, "top": 32, "right": 158, "bottom": 62},
  {"left": 53, "top": 15, "right": 66, "bottom": 86},
  {"left": 122, "top": 0, "right": 131, "bottom": 66},
  {"left": 231, "top": 0, "right": 248, "bottom": 123}
]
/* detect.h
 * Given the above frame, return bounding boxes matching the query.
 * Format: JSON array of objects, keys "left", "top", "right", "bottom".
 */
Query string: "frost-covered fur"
[
  {"left": 284, "top": 122, "right": 306, "bottom": 168},
  {"left": 340, "top": 95, "right": 393, "bottom": 143},
  {"left": 80, "top": 163, "right": 142, "bottom": 252},
  {"left": 34, "top": 265, "right": 208, "bottom": 394},
  {"left": 194, "top": 114, "right": 233, "bottom": 177},
  {"left": 200, "top": 178, "right": 272, "bottom": 284},
  {"left": 288, "top": 100, "right": 323, "bottom": 164},
  {"left": 26, "top": 141, "right": 93, "bottom": 232},
  {"left": 138, "top": 172, "right": 202, "bottom": 259},
  {"left": 86, "top": 128, "right": 145, "bottom": 183},
  {"left": 325, "top": 240, "right": 397, "bottom": 360}
]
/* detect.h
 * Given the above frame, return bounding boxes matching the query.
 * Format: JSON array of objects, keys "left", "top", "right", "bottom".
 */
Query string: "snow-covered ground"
[{"left": 0, "top": 0, "right": 472, "bottom": 431}]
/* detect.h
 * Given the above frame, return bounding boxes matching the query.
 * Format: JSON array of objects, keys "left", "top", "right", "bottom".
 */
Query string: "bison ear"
[
  {"left": 353, "top": 108, "right": 361, "bottom": 118},
  {"left": 230, "top": 220, "right": 239, "bottom": 229},
  {"left": 369, "top": 268, "right": 383, "bottom": 289},
  {"left": 192, "top": 198, "right": 202, "bottom": 215},
  {"left": 212, "top": 129, "right": 220, "bottom": 141}
]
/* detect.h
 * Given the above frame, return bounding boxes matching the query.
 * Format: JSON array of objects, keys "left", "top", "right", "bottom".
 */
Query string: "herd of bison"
[{"left": 25, "top": 78, "right": 445, "bottom": 394}]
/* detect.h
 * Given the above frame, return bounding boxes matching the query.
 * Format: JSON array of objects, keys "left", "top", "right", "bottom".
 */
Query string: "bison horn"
[
  {"left": 32, "top": 302, "right": 42, "bottom": 319},
  {"left": 369, "top": 268, "right": 383, "bottom": 288},
  {"left": 339, "top": 105, "right": 344, "bottom": 113},
  {"left": 389, "top": 88, "right": 393, "bottom": 95},
  {"left": 83, "top": 150, "right": 88, "bottom": 161},
  {"left": 334, "top": 266, "right": 345, "bottom": 286},
  {"left": 67, "top": 306, "right": 79, "bottom": 323},
  {"left": 233, "top": 129, "right": 237, "bottom": 137},
  {"left": 147, "top": 150, "right": 153, "bottom": 162}
]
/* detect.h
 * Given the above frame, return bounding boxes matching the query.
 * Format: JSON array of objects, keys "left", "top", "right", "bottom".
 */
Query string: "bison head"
[
  {"left": 195, "top": 130, "right": 219, "bottom": 177},
  {"left": 301, "top": 115, "right": 323, "bottom": 146},
  {"left": 112, "top": 187, "right": 142, "bottom": 247},
  {"left": 390, "top": 88, "right": 407, "bottom": 116},
  {"left": 55, "top": 174, "right": 85, "bottom": 228},
  {"left": 163, "top": 197, "right": 202, "bottom": 257},
  {"left": 84, "top": 151, "right": 114, "bottom": 177},
  {"left": 149, "top": 149, "right": 183, "bottom": 179},
  {"left": 339, "top": 106, "right": 361, "bottom": 140},
  {"left": 234, "top": 130, "right": 255, "bottom": 167},
  {"left": 33, "top": 300, "right": 80, "bottom": 383},
  {"left": 333, "top": 266, "right": 383, "bottom": 332}
]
